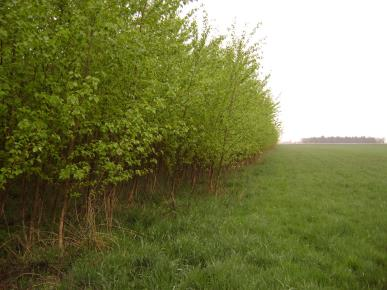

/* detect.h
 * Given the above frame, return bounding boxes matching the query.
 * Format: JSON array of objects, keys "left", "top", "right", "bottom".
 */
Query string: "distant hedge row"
[
  {"left": 302, "top": 137, "right": 384, "bottom": 144},
  {"left": 0, "top": 0, "right": 279, "bottom": 249}
]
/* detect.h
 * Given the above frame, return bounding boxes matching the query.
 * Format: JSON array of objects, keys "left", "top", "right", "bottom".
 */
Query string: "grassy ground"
[{"left": 56, "top": 145, "right": 387, "bottom": 289}]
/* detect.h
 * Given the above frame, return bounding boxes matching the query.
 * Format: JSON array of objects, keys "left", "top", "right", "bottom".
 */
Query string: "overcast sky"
[{"left": 198, "top": 0, "right": 387, "bottom": 142}]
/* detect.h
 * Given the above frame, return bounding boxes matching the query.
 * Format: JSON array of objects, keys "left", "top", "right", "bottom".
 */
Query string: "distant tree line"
[
  {"left": 301, "top": 136, "right": 385, "bottom": 144},
  {"left": 0, "top": 0, "right": 279, "bottom": 251}
]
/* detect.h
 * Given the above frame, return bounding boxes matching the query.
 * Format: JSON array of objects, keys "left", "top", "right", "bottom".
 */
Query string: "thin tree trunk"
[
  {"left": 0, "top": 188, "right": 6, "bottom": 218},
  {"left": 104, "top": 187, "right": 115, "bottom": 232},
  {"left": 214, "top": 155, "right": 225, "bottom": 195},
  {"left": 170, "top": 175, "right": 176, "bottom": 209},
  {"left": 151, "top": 172, "right": 157, "bottom": 193},
  {"left": 28, "top": 180, "right": 40, "bottom": 249},
  {"left": 208, "top": 163, "right": 214, "bottom": 192},
  {"left": 128, "top": 178, "right": 138, "bottom": 206},
  {"left": 37, "top": 192, "right": 44, "bottom": 241},
  {"left": 58, "top": 189, "right": 69, "bottom": 253},
  {"left": 86, "top": 189, "right": 96, "bottom": 242},
  {"left": 50, "top": 189, "right": 60, "bottom": 226},
  {"left": 21, "top": 177, "right": 28, "bottom": 248},
  {"left": 190, "top": 164, "right": 197, "bottom": 193}
]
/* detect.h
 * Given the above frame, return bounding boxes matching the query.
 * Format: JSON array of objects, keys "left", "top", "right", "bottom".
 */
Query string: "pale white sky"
[{"left": 197, "top": 0, "right": 387, "bottom": 142}]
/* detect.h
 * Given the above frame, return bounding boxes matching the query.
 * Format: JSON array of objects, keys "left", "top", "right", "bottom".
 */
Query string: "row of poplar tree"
[{"left": 0, "top": 0, "right": 279, "bottom": 250}]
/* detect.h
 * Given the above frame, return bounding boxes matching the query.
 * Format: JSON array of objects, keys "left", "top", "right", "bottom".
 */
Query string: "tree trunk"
[
  {"left": 86, "top": 189, "right": 96, "bottom": 242},
  {"left": 58, "top": 190, "right": 69, "bottom": 253},
  {"left": 50, "top": 189, "right": 60, "bottom": 226},
  {"left": 214, "top": 155, "right": 225, "bottom": 195},
  {"left": 104, "top": 187, "right": 115, "bottom": 232},
  {"left": 128, "top": 178, "right": 138, "bottom": 206},
  {"left": 20, "top": 176, "right": 28, "bottom": 248},
  {"left": 208, "top": 163, "right": 214, "bottom": 192},
  {"left": 0, "top": 188, "right": 6, "bottom": 218},
  {"left": 151, "top": 172, "right": 157, "bottom": 193},
  {"left": 190, "top": 164, "right": 197, "bottom": 193},
  {"left": 27, "top": 180, "right": 40, "bottom": 250},
  {"left": 170, "top": 175, "right": 176, "bottom": 209}
]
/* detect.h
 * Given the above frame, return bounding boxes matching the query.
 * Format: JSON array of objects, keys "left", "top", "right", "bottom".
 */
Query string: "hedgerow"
[{"left": 0, "top": 0, "right": 279, "bottom": 250}]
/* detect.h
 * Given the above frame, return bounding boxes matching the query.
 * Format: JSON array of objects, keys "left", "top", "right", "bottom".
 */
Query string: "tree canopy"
[{"left": 0, "top": 0, "right": 279, "bottom": 249}]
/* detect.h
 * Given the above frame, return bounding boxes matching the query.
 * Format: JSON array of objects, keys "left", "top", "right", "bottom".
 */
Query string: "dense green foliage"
[
  {"left": 0, "top": 0, "right": 278, "bottom": 256},
  {"left": 6, "top": 145, "right": 387, "bottom": 289}
]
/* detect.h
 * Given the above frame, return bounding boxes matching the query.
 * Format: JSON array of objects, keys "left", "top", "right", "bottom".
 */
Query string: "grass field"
[{"left": 58, "top": 145, "right": 387, "bottom": 289}]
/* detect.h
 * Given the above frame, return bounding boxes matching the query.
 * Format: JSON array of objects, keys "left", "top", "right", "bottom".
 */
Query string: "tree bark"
[
  {"left": 27, "top": 180, "right": 40, "bottom": 250},
  {"left": 104, "top": 187, "right": 115, "bottom": 232},
  {"left": 128, "top": 178, "right": 138, "bottom": 206},
  {"left": 86, "top": 189, "right": 96, "bottom": 242},
  {"left": 58, "top": 190, "right": 69, "bottom": 253},
  {"left": 0, "top": 188, "right": 6, "bottom": 218}
]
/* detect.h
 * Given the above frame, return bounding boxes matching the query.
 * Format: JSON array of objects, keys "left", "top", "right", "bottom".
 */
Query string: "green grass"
[{"left": 60, "top": 145, "right": 387, "bottom": 289}]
